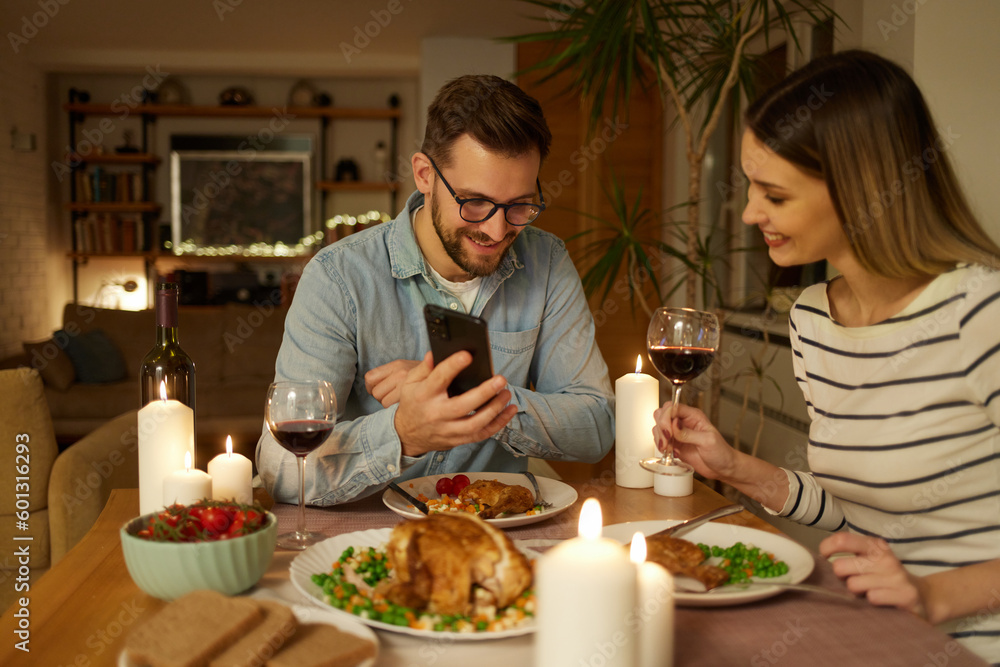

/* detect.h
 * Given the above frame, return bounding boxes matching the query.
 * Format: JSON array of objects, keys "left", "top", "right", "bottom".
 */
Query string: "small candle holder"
[{"left": 652, "top": 465, "right": 693, "bottom": 497}]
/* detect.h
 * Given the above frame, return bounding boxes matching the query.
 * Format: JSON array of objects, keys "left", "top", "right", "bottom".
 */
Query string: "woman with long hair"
[{"left": 655, "top": 50, "right": 1000, "bottom": 663}]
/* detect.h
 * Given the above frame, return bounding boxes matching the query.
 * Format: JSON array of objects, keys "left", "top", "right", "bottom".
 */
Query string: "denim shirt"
[{"left": 256, "top": 191, "right": 615, "bottom": 505}]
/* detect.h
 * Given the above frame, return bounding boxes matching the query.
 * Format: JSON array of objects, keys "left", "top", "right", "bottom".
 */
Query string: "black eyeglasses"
[{"left": 426, "top": 155, "right": 545, "bottom": 226}]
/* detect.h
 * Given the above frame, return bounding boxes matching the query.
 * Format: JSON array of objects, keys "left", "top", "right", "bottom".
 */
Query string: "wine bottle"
[{"left": 139, "top": 282, "right": 197, "bottom": 412}]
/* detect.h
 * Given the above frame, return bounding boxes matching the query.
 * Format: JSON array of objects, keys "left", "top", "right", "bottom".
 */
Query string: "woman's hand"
[
  {"left": 820, "top": 532, "right": 927, "bottom": 618},
  {"left": 652, "top": 402, "right": 740, "bottom": 481}
]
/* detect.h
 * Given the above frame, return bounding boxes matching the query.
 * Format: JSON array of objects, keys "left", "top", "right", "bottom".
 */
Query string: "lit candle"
[
  {"left": 615, "top": 355, "right": 658, "bottom": 488},
  {"left": 138, "top": 381, "right": 196, "bottom": 514},
  {"left": 535, "top": 498, "right": 637, "bottom": 667},
  {"left": 629, "top": 532, "right": 674, "bottom": 667},
  {"left": 162, "top": 451, "right": 212, "bottom": 507},
  {"left": 208, "top": 436, "right": 253, "bottom": 504}
]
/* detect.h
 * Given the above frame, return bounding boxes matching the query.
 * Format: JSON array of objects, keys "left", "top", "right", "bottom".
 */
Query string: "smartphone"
[{"left": 423, "top": 304, "right": 494, "bottom": 397}]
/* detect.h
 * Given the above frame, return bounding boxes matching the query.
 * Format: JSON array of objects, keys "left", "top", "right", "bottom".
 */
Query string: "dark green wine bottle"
[{"left": 139, "top": 282, "right": 196, "bottom": 413}]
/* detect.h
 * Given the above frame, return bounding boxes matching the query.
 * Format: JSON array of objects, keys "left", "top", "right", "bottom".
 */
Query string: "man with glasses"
[{"left": 258, "top": 75, "right": 614, "bottom": 506}]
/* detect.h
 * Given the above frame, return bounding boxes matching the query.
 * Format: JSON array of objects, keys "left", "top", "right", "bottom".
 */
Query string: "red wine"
[
  {"left": 648, "top": 345, "right": 715, "bottom": 384},
  {"left": 271, "top": 419, "right": 334, "bottom": 456}
]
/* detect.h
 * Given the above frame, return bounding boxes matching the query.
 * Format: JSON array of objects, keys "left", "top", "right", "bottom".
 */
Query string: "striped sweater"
[{"left": 776, "top": 264, "right": 1000, "bottom": 664}]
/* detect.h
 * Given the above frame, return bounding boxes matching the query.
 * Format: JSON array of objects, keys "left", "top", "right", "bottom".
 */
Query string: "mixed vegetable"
[
  {"left": 697, "top": 541, "right": 790, "bottom": 584},
  {"left": 311, "top": 545, "right": 535, "bottom": 633}
]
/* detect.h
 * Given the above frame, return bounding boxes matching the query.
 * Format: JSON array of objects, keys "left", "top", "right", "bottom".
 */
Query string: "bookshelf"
[{"left": 64, "top": 97, "right": 401, "bottom": 302}]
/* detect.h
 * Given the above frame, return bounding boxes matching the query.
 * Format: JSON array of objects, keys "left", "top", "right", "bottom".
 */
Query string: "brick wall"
[{"left": 0, "top": 55, "right": 50, "bottom": 359}]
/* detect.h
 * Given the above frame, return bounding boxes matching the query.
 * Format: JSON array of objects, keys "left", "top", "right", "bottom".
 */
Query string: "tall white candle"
[
  {"left": 630, "top": 532, "right": 674, "bottom": 667},
  {"left": 536, "top": 498, "right": 637, "bottom": 667},
  {"left": 163, "top": 451, "right": 212, "bottom": 507},
  {"left": 615, "top": 355, "right": 658, "bottom": 488},
  {"left": 208, "top": 435, "right": 253, "bottom": 504},
  {"left": 138, "top": 381, "right": 196, "bottom": 514}
]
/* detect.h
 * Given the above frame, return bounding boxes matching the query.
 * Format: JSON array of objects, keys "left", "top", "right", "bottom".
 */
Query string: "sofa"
[{"left": 1, "top": 302, "right": 288, "bottom": 468}]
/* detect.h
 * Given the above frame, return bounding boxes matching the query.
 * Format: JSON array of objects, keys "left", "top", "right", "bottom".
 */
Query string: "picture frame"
[{"left": 169, "top": 135, "right": 313, "bottom": 252}]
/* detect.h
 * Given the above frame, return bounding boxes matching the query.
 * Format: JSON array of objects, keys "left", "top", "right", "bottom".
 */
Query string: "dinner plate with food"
[
  {"left": 603, "top": 520, "right": 816, "bottom": 607},
  {"left": 381, "top": 471, "right": 577, "bottom": 527},
  {"left": 290, "top": 513, "right": 538, "bottom": 641}
]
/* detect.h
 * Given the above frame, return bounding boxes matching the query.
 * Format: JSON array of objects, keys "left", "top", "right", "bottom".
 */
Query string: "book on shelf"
[
  {"left": 74, "top": 167, "right": 144, "bottom": 203},
  {"left": 74, "top": 213, "right": 152, "bottom": 254}
]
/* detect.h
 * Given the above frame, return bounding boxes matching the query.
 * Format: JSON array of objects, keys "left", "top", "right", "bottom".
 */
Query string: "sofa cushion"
[
  {"left": 23, "top": 338, "right": 76, "bottom": 390},
  {"left": 62, "top": 304, "right": 155, "bottom": 379},
  {"left": 59, "top": 328, "right": 127, "bottom": 384}
]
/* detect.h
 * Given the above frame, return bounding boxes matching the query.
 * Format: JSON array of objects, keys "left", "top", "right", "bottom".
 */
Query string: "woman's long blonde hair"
[{"left": 746, "top": 50, "right": 1000, "bottom": 277}]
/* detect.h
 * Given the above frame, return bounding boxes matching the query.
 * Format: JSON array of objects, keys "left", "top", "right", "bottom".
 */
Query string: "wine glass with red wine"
[
  {"left": 265, "top": 380, "right": 337, "bottom": 550},
  {"left": 641, "top": 307, "right": 720, "bottom": 477}
]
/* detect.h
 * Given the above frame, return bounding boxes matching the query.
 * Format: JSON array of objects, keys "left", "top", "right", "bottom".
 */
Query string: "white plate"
[
  {"left": 290, "top": 528, "right": 537, "bottom": 640},
  {"left": 603, "top": 520, "right": 815, "bottom": 607},
  {"left": 382, "top": 472, "right": 577, "bottom": 528},
  {"left": 117, "top": 595, "right": 378, "bottom": 667}
]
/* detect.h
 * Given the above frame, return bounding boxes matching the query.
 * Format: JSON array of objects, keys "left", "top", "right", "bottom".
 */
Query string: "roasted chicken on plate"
[
  {"left": 458, "top": 479, "right": 535, "bottom": 519},
  {"left": 643, "top": 535, "right": 730, "bottom": 590},
  {"left": 376, "top": 513, "right": 533, "bottom": 616}
]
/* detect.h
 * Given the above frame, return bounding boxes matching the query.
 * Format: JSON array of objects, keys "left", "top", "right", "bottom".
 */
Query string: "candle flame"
[
  {"left": 159, "top": 380, "right": 168, "bottom": 402},
  {"left": 635, "top": 355, "right": 643, "bottom": 374},
  {"left": 183, "top": 450, "right": 192, "bottom": 473},
  {"left": 226, "top": 435, "right": 233, "bottom": 457},
  {"left": 578, "top": 498, "right": 603, "bottom": 540},
  {"left": 629, "top": 532, "right": 647, "bottom": 563}
]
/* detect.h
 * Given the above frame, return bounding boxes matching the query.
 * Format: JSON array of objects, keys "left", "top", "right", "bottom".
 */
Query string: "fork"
[{"left": 523, "top": 471, "right": 554, "bottom": 508}]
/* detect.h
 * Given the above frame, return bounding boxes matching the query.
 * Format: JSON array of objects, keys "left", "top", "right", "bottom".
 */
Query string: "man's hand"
[
  {"left": 365, "top": 359, "right": 420, "bottom": 407},
  {"left": 394, "top": 351, "right": 518, "bottom": 457}
]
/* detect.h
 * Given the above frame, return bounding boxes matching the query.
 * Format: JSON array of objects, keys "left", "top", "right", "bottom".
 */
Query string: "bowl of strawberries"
[{"left": 120, "top": 499, "right": 277, "bottom": 600}]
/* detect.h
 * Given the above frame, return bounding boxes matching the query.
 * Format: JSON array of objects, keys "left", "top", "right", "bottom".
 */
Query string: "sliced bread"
[
  {"left": 266, "top": 623, "right": 376, "bottom": 667},
  {"left": 125, "top": 590, "right": 264, "bottom": 667},
  {"left": 209, "top": 599, "right": 298, "bottom": 667}
]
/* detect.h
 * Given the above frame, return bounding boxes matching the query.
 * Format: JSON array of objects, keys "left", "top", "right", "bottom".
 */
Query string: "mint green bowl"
[{"left": 120, "top": 511, "right": 278, "bottom": 601}]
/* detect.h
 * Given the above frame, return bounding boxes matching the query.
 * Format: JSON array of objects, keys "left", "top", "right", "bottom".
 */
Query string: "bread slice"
[
  {"left": 125, "top": 590, "right": 263, "bottom": 667},
  {"left": 209, "top": 600, "right": 298, "bottom": 667},
  {"left": 266, "top": 623, "right": 376, "bottom": 667}
]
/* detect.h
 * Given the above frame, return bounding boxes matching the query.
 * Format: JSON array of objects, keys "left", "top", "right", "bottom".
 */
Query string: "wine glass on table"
[
  {"left": 641, "top": 307, "right": 720, "bottom": 478},
  {"left": 265, "top": 380, "right": 337, "bottom": 550}
]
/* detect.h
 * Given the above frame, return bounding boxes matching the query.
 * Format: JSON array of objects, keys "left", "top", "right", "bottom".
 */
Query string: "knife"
[
  {"left": 631, "top": 504, "right": 744, "bottom": 544},
  {"left": 388, "top": 482, "right": 429, "bottom": 515}
]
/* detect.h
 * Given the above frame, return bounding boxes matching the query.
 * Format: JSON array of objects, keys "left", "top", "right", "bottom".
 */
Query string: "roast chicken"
[
  {"left": 644, "top": 535, "right": 730, "bottom": 590},
  {"left": 458, "top": 479, "right": 536, "bottom": 519},
  {"left": 375, "top": 513, "right": 532, "bottom": 616}
]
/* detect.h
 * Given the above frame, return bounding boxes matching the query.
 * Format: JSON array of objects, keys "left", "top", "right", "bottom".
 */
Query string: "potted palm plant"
[{"left": 506, "top": 0, "right": 839, "bottom": 442}]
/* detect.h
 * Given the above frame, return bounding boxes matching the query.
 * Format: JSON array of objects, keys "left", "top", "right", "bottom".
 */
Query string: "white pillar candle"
[
  {"left": 208, "top": 435, "right": 253, "bottom": 504},
  {"left": 138, "top": 381, "right": 196, "bottom": 514},
  {"left": 630, "top": 532, "right": 674, "bottom": 667},
  {"left": 163, "top": 451, "right": 212, "bottom": 507},
  {"left": 536, "top": 498, "right": 637, "bottom": 667},
  {"left": 615, "top": 355, "right": 658, "bottom": 488}
]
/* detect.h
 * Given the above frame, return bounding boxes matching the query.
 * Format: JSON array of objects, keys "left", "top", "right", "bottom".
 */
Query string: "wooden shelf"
[
  {"left": 66, "top": 152, "right": 161, "bottom": 165},
  {"left": 67, "top": 252, "right": 314, "bottom": 263},
  {"left": 64, "top": 102, "right": 401, "bottom": 120},
  {"left": 66, "top": 202, "right": 161, "bottom": 213},
  {"left": 316, "top": 180, "right": 399, "bottom": 192}
]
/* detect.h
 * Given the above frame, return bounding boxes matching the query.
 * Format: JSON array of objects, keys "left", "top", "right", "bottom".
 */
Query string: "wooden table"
[{"left": 0, "top": 480, "right": 987, "bottom": 666}]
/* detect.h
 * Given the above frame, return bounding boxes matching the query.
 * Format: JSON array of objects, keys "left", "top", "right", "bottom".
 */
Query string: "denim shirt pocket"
[{"left": 489, "top": 326, "right": 539, "bottom": 387}]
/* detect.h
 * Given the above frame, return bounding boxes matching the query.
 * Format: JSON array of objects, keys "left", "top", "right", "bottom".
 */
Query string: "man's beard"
[{"left": 431, "top": 196, "right": 516, "bottom": 278}]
